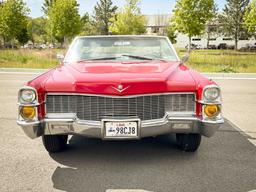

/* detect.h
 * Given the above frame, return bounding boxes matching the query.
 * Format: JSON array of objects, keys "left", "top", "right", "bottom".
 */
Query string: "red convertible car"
[{"left": 17, "top": 36, "right": 223, "bottom": 153}]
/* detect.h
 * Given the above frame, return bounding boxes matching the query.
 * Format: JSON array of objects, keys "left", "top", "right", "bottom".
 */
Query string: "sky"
[{"left": 25, "top": 0, "right": 226, "bottom": 18}]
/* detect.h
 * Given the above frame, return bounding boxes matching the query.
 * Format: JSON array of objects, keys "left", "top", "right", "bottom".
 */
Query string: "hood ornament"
[{"left": 112, "top": 84, "right": 130, "bottom": 93}]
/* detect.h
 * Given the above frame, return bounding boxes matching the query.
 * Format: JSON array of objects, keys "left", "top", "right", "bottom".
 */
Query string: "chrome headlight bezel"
[
  {"left": 18, "top": 86, "right": 37, "bottom": 104},
  {"left": 203, "top": 85, "right": 221, "bottom": 103}
]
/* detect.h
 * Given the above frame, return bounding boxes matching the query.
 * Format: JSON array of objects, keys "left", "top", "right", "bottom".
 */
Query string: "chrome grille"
[
  {"left": 46, "top": 94, "right": 195, "bottom": 121},
  {"left": 165, "top": 94, "right": 195, "bottom": 112}
]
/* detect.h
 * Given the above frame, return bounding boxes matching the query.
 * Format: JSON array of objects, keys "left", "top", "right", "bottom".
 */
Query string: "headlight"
[
  {"left": 20, "top": 89, "right": 36, "bottom": 103},
  {"left": 20, "top": 106, "right": 36, "bottom": 120},
  {"left": 204, "top": 87, "right": 220, "bottom": 101},
  {"left": 204, "top": 104, "right": 220, "bottom": 118}
]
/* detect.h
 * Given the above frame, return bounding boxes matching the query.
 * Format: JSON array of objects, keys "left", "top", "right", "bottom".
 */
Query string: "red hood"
[
  {"left": 71, "top": 61, "right": 174, "bottom": 74},
  {"left": 33, "top": 61, "right": 197, "bottom": 96}
]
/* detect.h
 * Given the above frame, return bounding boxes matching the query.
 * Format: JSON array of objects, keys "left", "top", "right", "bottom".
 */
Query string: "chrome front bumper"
[{"left": 17, "top": 115, "right": 224, "bottom": 139}]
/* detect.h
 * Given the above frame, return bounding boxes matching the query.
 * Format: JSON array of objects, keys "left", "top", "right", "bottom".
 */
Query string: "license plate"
[{"left": 104, "top": 121, "right": 138, "bottom": 138}]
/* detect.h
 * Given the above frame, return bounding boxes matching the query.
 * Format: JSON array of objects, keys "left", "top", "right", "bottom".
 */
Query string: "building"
[
  {"left": 145, "top": 14, "right": 256, "bottom": 49},
  {"left": 145, "top": 14, "right": 171, "bottom": 35},
  {"left": 175, "top": 33, "right": 256, "bottom": 49}
]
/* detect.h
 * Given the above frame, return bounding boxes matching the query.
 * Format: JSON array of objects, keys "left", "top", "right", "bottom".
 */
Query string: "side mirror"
[
  {"left": 181, "top": 54, "right": 189, "bottom": 63},
  {"left": 56, "top": 53, "right": 65, "bottom": 63}
]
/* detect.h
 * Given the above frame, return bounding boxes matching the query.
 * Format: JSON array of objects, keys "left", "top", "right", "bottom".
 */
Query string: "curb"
[
  {"left": 203, "top": 73, "right": 256, "bottom": 78},
  {"left": 0, "top": 68, "right": 47, "bottom": 73}
]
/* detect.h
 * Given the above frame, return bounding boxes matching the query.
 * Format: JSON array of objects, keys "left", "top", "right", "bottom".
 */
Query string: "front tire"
[
  {"left": 176, "top": 134, "right": 201, "bottom": 152},
  {"left": 42, "top": 135, "right": 68, "bottom": 153}
]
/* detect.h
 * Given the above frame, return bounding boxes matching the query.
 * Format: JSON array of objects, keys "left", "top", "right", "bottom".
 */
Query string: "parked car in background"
[
  {"left": 250, "top": 44, "right": 256, "bottom": 51},
  {"left": 185, "top": 43, "right": 201, "bottom": 50},
  {"left": 17, "top": 36, "right": 224, "bottom": 153},
  {"left": 217, "top": 43, "right": 227, "bottom": 49},
  {"left": 39, "top": 44, "right": 48, "bottom": 49},
  {"left": 227, "top": 45, "right": 235, "bottom": 50},
  {"left": 207, "top": 45, "right": 217, "bottom": 49},
  {"left": 240, "top": 43, "right": 256, "bottom": 51},
  {"left": 23, "top": 43, "right": 34, "bottom": 49},
  {"left": 2, "top": 44, "right": 18, "bottom": 49},
  {"left": 48, "top": 44, "right": 55, "bottom": 49}
]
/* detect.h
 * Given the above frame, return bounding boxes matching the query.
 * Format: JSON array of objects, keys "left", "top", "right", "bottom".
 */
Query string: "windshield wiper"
[
  {"left": 77, "top": 55, "right": 167, "bottom": 63},
  {"left": 122, "top": 54, "right": 167, "bottom": 62},
  {"left": 77, "top": 57, "right": 120, "bottom": 62},
  {"left": 122, "top": 54, "right": 154, "bottom": 60}
]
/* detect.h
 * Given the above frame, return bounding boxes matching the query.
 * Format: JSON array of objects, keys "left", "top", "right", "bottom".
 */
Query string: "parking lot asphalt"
[
  {"left": 0, "top": 73, "right": 256, "bottom": 192},
  {"left": 216, "top": 79, "right": 256, "bottom": 139}
]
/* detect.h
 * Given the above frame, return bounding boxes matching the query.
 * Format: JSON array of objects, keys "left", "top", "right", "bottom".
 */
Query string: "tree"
[
  {"left": 244, "top": 0, "right": 256, "bottom": 34},
  {"left": 172, "top": 0, "right": 215, "bottom": 51},
  {"left": 92, "top": 0, "right": 118, "bottom": 35},
  {"left": 47, "top": 0, "right": 81, "bottom": 46},
  {"left": 80, "top": 13, "right": 97, "bottom": 35},
  {"left": 0, "top": 0, "right": 29, "bottom": 46},
  {"left": 16, "top": 28, "right": 29, "bottom": 45},
  {"left": 166, "top": 23, "right": 177, "bottom": 44},
  {"left": 27, "top": 17, "right": 48, "bottom": 44},
  {"left": 42, "top": 0, "right": 55, "bottom": 14},
  {"left": 219, "top": 0, "right": 250, "bottom": 50},
  {"left": 110, "top": 0, "right": 147, "bottom": 35},
  {"left": 205, "top": 4, "right": 218, "bottom": 48}
]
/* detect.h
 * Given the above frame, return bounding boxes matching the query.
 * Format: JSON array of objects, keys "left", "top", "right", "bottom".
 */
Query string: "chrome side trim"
[
  {"left": 18, "top": 103, "right": 40, "bottom": 107},
  {"left": 197, "top": 100, "right": 222, "bottom": 105}
]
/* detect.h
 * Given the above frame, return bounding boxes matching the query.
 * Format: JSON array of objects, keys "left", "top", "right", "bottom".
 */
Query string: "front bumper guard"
[{"left": 17, "top": 115, "right": 224, "bottom": 139}]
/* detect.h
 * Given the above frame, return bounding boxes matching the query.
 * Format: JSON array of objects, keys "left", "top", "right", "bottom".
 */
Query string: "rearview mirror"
[
  {"left": 181, "top": 54, "right": 189, "bottom": 63},
  {"left": 56, "top": 53, "right": 64, "bottom": 63}
]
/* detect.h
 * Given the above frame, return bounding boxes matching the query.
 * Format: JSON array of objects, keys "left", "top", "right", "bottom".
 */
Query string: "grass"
[
  {"left": 0, "top": 48, "right": 256, "bottom": 73},
  {"left": 0, "top": 49, "right": 59, "bottom": 69},
  {"left": 177, "top": 49, "right": 256, "bottom": 73}
]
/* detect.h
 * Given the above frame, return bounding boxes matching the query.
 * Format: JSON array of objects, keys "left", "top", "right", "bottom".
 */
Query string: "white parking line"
[
  {"left": 208, "top": 77, "right": 256, "bottom": 80},
  {"left": 248, "top": 139, "right": 256, "bottom": 147},
  {"left": 0, "top": 71, "right": 41, "bottom": 75},
  {"left": 225, "top": 119, "right": 256, "bottom": 147}
]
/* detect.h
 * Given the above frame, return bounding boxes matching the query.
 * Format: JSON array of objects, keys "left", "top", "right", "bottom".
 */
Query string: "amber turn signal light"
[
  {"left": 20, "top": 106, "right": 36, "bottom": 120},
  {"left": 204, "top": 105, "right": 220, "bottom": 118}
]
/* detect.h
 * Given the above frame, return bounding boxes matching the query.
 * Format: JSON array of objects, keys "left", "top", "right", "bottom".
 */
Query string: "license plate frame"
[{"left": 102, "top": 118, "right": 140, "bottom": 139}]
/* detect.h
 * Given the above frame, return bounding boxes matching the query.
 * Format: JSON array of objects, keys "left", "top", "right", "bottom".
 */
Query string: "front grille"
[{"left": 45, "top": 94, "right": 195, "bottom": 121}]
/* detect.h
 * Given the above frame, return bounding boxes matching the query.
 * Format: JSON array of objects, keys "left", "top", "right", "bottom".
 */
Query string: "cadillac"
[{"left": 17, "top": 36, "right": 224, "bottom": 153}]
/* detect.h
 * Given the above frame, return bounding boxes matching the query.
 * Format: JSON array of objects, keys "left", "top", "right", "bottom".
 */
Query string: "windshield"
[{"left": 64, "top": 36, "right": 179, "bottom": 63}]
